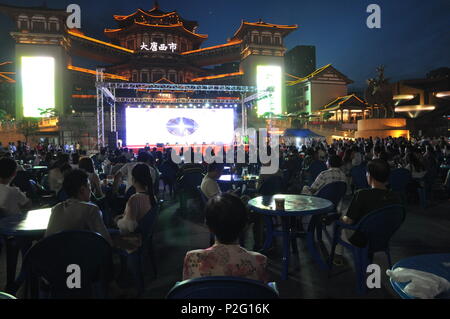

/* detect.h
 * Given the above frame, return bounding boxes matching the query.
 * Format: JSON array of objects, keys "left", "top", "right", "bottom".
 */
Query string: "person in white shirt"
[
  {"left": 200, "top": 163, "right": 223, "bottom": 199},
  {"left": 0, "top": 158, "right": 31, "bottom": 216},
  {"left": 45, "top": 169, "right": 112, "bottom": 245},
  {"left": 302, "top": 155, "right": 347, "bottom": 195}
]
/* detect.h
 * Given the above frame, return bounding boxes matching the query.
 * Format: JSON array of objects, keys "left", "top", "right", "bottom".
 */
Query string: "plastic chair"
[
  {"left": 388, "top": 168, "right": 411, "bottom": 205},
  {"left": 21, "top": 231, "right": 114, "bottom": 299},
  {"left": 10, "top": 171, "right": 33, "bottom": 194},
  {"left": 350, "top": 164, "right": 369, "bottom": 191},
  {"left": 314, "top": 181, "right": 347, "bottom": 241},
  {"left": 178, "top": 172, "right": 204, "bottom": 212},
  {"left": 197, "top": 186, "right": 215, "bottom": 246},
  {"left": 305, "top": 160, "right": 327, "bottom": 186},
  {"left": 329, "top": 204, "right": 406, "bottom": 294},
  {"left": 117, "top": 206, "right": 159, "bottom": 296},
  {"left": 258, "top": 176, "right": 284, "bottom": 196},
  {"left": 159, "top": 162, "right": 178, "bottom": 198},
  {"left": 167, "top": 276, "right": 279, "bottom": 299}
]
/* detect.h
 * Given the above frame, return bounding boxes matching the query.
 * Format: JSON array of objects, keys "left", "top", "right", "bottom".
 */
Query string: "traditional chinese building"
[{"left": 0, "top": 1, "right": 298, "bottom": 147}]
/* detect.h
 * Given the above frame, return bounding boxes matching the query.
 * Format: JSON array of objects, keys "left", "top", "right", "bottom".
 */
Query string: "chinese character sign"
[{"left": 140, "top": 42, "right": 177, "bottom": 52}]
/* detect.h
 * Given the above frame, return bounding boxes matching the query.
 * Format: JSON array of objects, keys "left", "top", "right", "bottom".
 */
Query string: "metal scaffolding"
[
  {"left": 115, "top": 97, "right": 241, "bottom": 104},
  {"left": 98, "top": 82, "right": 256, "bottom": 92},
  {"left": 95, "top": 69, "right": 271, "bottom": 149}
]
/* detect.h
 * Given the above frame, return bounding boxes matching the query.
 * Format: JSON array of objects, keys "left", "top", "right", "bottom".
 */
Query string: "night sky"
[{"left": 0, "top": 0, "right": 449, "bottom": 89}]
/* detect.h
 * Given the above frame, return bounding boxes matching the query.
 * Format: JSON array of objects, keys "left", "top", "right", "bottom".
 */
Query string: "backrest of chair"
[
  {"left": 389, "top": 168, "right": 411, "bottom": 192},
  {"left": 11, "top": 170, "right": 33, "bottom": 193},
  {"left": 136, "top": 205, "right": 159, "bottom": 244},
  {"left": 167, "top": 276, "right": 279, "bottom": 299},
  {"left": 309, "top": 160, "right": 327, "bottom": 182},
  {"left": 197, "top": 186, "right": 208, "bottom": 205},
  {"left": 22, "top": 231, "right": 113, "bottom": 298},
  {"left": 356, "top": 205, "right": 406, "bottom": 253},
  {"left": 351, "top": 164, "right": 369, "bottom": 189},
  {"left": 258, "top": 175, "right": 284, "bottom": 196},
  {"left": 179, "top": 172, "right": 204, "bottom": 191},
  {"left": 316, "top": 181, "right": 347, "bottom": 208},
  {"left": 159, "top": 162, "right": 177, "bottom": 181}
]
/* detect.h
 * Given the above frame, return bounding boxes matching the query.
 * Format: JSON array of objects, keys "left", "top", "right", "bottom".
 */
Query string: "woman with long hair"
[
  {"left": 115, "top": 164, "right": 156, "bottom": 235},
  {"left": 78, "top": 156, "right": 104, "bottom": 199}
]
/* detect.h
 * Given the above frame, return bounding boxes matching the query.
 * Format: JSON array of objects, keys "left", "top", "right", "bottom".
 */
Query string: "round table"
[
  {"left": 0, "top": 208, "right": 52, "bottom": 291},
  {"left": 248, "top": 194, "right": 333, "bottom": 280},
  {"left": 390, "top": 253, "right": 450, "bottom": 299}
]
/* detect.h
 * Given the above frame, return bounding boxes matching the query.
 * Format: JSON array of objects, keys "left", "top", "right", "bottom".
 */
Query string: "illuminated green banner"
[
  {"left": 256, "top": 65, "right": 282, "bottom": 117},
  {"left": 21, "top": 56, "right": 55, "bottom": 118}
]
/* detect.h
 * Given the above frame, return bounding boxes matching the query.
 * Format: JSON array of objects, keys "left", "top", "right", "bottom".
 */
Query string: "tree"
[
  {"left": 364, "top": 65, "right": 394, "bottom": 118},
  {"left": 0, "top": 108, "right": 13, "bottom": 122},
  {"left": 38, "top": 107, "right": 58, "bottom": 117}
]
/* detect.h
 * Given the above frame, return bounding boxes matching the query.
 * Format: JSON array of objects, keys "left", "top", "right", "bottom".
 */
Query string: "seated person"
[
  {"left": 0, "top": 158, "right": 31, "bottom": 216},
  {"left": 115, "top": 164, "right": 156, "bottom": 235},
  {"left": 183, "top": 193, "right": 268, "bottom": 282},
  {"left": 45, "top": 169, "right": 112, "bottom": 246},
  {"left": 200, "top": 163, "right": 223, "bottom": 199},
  {"left": 113, "top": 151, "right": 156, "bottom": 195},
  {"left": 78, "top": 157, "right": 104, "bottom": 199},
  {"left": 334, "top": 159, "right": 402, "bottom": 264},
  {"left": 256, "top": 161, "right": 283, "bottom": 192},
  {"left": 302, "top": 155, "right": 347, "bottom": 195}
]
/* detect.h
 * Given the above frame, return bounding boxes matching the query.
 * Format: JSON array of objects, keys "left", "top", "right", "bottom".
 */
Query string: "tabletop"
[
  {"left": 0, "top": 208, "right": 52, "bottom": 237},
  {"left": 390, "top": 253, "right": 450, "bottom": 299},
  {"left": 248, "top": 194, "right": 333, "bottom": 216}
]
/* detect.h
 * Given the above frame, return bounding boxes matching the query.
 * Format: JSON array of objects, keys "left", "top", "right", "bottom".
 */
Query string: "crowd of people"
[{"left": 0, "top": 135, "right": 449, "bottom": 297}]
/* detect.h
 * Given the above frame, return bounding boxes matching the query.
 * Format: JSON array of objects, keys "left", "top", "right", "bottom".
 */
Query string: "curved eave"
[
  {"left": 68, "top": 29, "right": 134, "bottom": 54},
  {"left": 190, "top": 71, "right": 244, "bottom": 82},
  {"left": 320, "top": 95, "right": 366, "bottom": 112},
  {"left": 106, "top": 22, "right": 207, "bottom": 40},
  {"left": 232, "top": 21, "right": 298, "bottom": 39},
  {"left": 113, "top": 8, "right": 178, "bottom": 21},
  {"left": 181, "top": 40, "right": 242, "bottom": 55}
]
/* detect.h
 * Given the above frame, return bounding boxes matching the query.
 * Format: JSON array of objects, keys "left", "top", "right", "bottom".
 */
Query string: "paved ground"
[{"left": 1, "top": 192, "right": 449, "bottom": 299}]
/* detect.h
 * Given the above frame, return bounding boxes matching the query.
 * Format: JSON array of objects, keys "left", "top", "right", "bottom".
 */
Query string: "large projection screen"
[
  {"left": 126, "top": 108, "right": 235, "bottom": 146},
  {"left": 21, "top": 56, "right": 55, "bottom": 118}
]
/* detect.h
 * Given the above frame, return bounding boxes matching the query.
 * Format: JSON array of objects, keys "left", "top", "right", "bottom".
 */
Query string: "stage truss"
[{"left": 95, "top": 68, "right": 271, "bottom": 149}]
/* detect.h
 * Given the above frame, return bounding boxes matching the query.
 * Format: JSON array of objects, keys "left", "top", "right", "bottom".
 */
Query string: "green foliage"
[{"left": 38, "top": 108, "right": 57, "bottom": 117}]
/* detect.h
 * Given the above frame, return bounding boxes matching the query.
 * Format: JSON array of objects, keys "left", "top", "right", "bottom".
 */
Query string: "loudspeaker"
[
  {"left": 108, "top": 131, "right": 118, "bottom": 149},
  {"left": 156, "top": 143, "right": 164, "bottom": 148}
]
